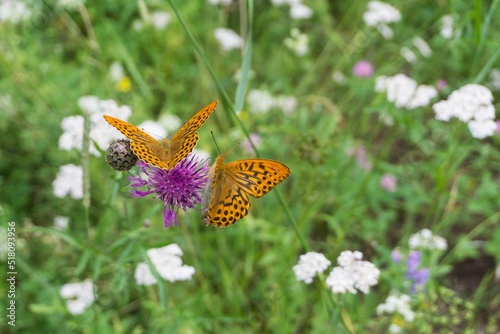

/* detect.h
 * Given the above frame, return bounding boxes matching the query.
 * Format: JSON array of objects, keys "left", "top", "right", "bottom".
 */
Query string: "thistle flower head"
[{"left": 128, "top": 154, "right": 209, "bottom": 227}]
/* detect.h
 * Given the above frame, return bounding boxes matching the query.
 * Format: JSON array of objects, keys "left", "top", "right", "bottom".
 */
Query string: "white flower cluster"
[
  {"left": 247, "top": 89, "right": 298, "bottom": 114},
  {"left": 408, "top": 228, "right": 448, "bottom": 251},
  {"left": 284, "top": 28, "right": 309, "bottom": 57},
  {"left": 60, "top": 279, "right": 97, "bottom": 315},
  {"left": 0, "top": 0, "right": 32, "bottom": 24},
  {"left": 52, "top": 164, "right": 83, "bottom": 199},
  {"left": 326, "top": 251, "right": 380, "bottom": 294},
  {"left": 432, "top": 84, "right": 497, "bottom": 139},
  {"left": 149, "top": 11, "right": 171, "bottom": 30},
  {"left": 134, "top": 244, "right": 195, "bottom": 286},
  {"left": 440, "top": 15, "right": 454, "bottom": 39},
  {"left": 377, "top": 291, "right": 415, "bottom": 322},
  {"left": 376, "top": 74, "right": 437, "bottom": 109},
  {"left": 362, "top": 1, "right": 401, "bottom": 39},
  {"left": 53, "top": 216, "right": 69, "bottom": 230},
  {"left": 58, "top": 96, "right": 132, "bottom": 156},
  {"left": 270, "top": 0, "right": 313, "bottom": 20},
  {"left": 293, "top": 252, "right": 331, "bottom": 284},
  {"left": 214, "top": 28, "right": 244, "bottom": 52}
]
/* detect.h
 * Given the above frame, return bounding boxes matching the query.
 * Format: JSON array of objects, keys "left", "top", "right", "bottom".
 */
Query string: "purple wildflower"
[
  {"left": 128, "top": 154, "right": 209, "bottom": 227},
  {"left": 405, "top": 251, "right": 430, "bottom": 293},
  {"left": 391, "top": 249, "right": 403, "bottom": 264},
  {"left": 352, "top": 60, "right": 374, "bottom": 78}
]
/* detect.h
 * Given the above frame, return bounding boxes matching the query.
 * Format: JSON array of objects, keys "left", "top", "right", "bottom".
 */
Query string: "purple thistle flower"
[{"left": 128, "top": 154, "right": 209, "bottom": 227}]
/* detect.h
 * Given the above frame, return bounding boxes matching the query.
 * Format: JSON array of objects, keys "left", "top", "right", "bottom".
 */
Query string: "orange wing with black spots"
[
  {"left": 202, "top": 155, "right": 291, "bottom": 227},
  {"left": 103, "top": 100, "right": 217, "bottom": 170}
]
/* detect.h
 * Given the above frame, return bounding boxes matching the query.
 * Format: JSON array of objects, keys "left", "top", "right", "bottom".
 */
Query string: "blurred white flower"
[
  {"left": 58, "top": 0, "right": 84, "bottom": 10},
  {"left": 290, "top": 2, "right": 313, "bottom": 19},
  {"left": 52, "top": 164, "right": 83, "bottom": 199},
  {"left": 467, "top": 119, "right": 497, "bottom": 140},
  {"left": 274, "top": 95, "right": 298, "bottom": 115},
  {"left": 490, "top": 69, "right": 500, "bottom": 91},
  {"left": 400, "top": 47, "right": 417, "bottom": 63},
  {"left": 247, "top": 89, "right": 275, "bottom": 114},
  {"left": 389, "top": 324, "right": 403, "bottom": 334},
  {"left": 440, "top": 15, "right": 454, "bottom": 39},
  {"left": 60, "top": 279, "right": 96, "bottom": 315},
  {"left": 109, "top": 61, "right": 125, "bottom": 82},
  {"left": 208, "top": 0, "right": 232, "bottom": 5},
  {"left": 158, "top": 113, "right": 182, "bottom": 133},
  {"left": 134, "top": 262, "right": 158, "bottom": 286},
  {"left": 408, "top": 229, "right": 448, "bottom": 251},
  {"left": 214, "top": 28, "right": 244, "bottom": 52},
  {"left": 150, "top": 11, "right": 171, "bottom": 30},
  {"left": 136, "top": 244, "right": 196, "bottom": 284},
  {"left": 284, "top": 28, "right": 309, "bottom": 56},
  {"left": 326, "top": 250, "right": 380, "bottom": 294},
  {"left": 363, "top": 1, "right": 401, "bottom": 39},
  {"left": 192, "top": 148, "right": 211, "bottom": 161},
  {"left": 0, "top": 0, "right": 32, "bottom": 24},
  {"left": 137, "top": 120, "right": 167, "bottom": 139},
  {"left": 53, "top": 216, "right": 69, "bottom": 230},
  {"left": 412, "top": 37, "right": 432, "bottom": 57},
  {"left": 60, "top": 96, "right": 132, "bottom": 156},
  {"left": 293, "top": 251, "right": 331, "bottom": 284},
  {"left": 432, "top": 84, "right": 497, "bottom": 138},
  {"left": 376, "top": 74, "right": 436, "bottom": 110},
  {"left": 377, "top": 291, "right": 415, "bottom": 322},
  {"left": 332, "top": 71, "right": 346, "bottom": 84}
]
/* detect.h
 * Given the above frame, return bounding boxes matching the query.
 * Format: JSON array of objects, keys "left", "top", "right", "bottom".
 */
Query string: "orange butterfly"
[
  {"left": 104, "top": 101, "right": 217, "bottom": 170},
  {"left": 202, "top": 154, "right": 291, "bottom": 227}
]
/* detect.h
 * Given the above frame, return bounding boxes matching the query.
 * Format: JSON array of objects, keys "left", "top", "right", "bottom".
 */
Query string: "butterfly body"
[
  {"left": 202, "top": 155, "right": 291, "bottom": 227},
  {"left": 104, "top": 100, "right": 217, "bottom": 170}
]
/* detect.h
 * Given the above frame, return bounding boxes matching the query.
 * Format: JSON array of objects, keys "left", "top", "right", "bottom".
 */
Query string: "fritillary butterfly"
[
  {"left": 103, "top": 100, "right": 218, "bottom": 170},
  {"left": 202, "top": 154, "right": 291, "bottom": 227}
]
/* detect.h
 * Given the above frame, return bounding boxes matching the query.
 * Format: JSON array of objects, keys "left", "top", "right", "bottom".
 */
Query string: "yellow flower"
[{"left": 116, "top": 76, "right": 131, "bottom": 92}]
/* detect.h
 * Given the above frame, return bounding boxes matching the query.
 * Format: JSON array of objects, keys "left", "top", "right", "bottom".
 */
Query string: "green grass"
[{"left": 1, "top": 0, "right": 500, "bottom": 333}]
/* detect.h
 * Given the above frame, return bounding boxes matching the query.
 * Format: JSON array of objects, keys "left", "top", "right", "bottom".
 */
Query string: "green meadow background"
[{"left": 1, "top": 0, "right": 500, "bottom": 332}]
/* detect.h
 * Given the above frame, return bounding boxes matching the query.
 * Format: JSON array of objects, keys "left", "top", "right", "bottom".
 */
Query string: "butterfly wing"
[
  {"left": 202, "top": 155, "right": 251, "bottom": 227},
  {"left": 224, "top": 159, "right": 291, "bottom": 198},
  {"left": 104, "top": 115, "right": 170, "bottom": 169},
  {"left": 203, "top": 157, "right": 291, "bottom": 227},
  {"left": 103, "top": 115, "right": 158, "bottom": 145},
  {"left": 168, "top": 100, "right": 218, "bottom": 168}
]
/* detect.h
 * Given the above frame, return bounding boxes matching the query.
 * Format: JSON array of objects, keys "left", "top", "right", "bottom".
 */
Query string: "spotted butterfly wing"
[
  {"left": 202, "top": 155, "right": 291, "bottom": 227},
  {"left": 103, "top": 100, "right": 217, "bottom": 170}
]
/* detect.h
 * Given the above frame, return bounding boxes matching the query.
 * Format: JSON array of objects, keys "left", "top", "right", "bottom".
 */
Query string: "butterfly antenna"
[{"left": 211, "top": 131, "right": 222, "bottom": 155}]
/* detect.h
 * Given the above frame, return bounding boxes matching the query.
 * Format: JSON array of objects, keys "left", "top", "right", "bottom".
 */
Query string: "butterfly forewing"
[
  {"left": 103, "top": 115, "right": 158, "bottom": 145},
  {"left": 170, "top": 132, "right": 199, "bottom": 168},
  {"left": 225, "top": 159, "right": 291, "bottom": 198},
  {"left": 130, "top": 141, "right": 169, "bottom": 169},
  {"left": 172, "top": 100, "right": 218, "bottom": 142}
]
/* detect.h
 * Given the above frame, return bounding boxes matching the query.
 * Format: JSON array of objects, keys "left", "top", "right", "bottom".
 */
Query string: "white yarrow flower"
[
  {"left": 363, "top": 1, "right": 401, "bottom": 39},
  {"left": 400, "top": 46, "right": 417, "bottom": 63},
  {"left": 408, "top": 228, "right": 448, "bottom": 251},
  {"left": 412, "top": 37, "right": 432, "bottom": 57},
  {"left": 440, "top": 15, "right": 454, "bottom": 39},
  {"left": 134, "top": 262, "right": 158, "bottom": 286},
  {"left": 60, "top": 279, "right": 97, "bottom": 315},
  {"left": 109, "top": 61, "right": 125, "bottom": 82},
  {"left": 326, "top": 250, "right": 380, "bottom": 294},
  {"left": 284, "top": 28, "right": 309, "bottom": 57},
  {"left": 54, "top": 216, "right": 69, "bottom": 230},
  {"left": 52, "top": 164, "right": 83, "bottom": 199},
  {"left": 150, "top": 11, "right": 171, "bottom": 30},
  {"left": 137, "top": 120, "right": 167, "bottom": 139},
  {"left": 0, "top": 0, "right": 32, "bottom": 24},
  {"left": 290, "top": 2, "right": 313, "bottom": 20},
  {"left": 293, "top": 251, "right": 331, "bottom": 284},
  {"left": 432, "top": 84, "right": 497, "bottom": 138},
  {"left": 377, "top": 292, "right": 415, "bottom": 322},
  {"left": 247, "top": 89, "right": 275, "bottom": 114},
  {"left": 377, "top": 74, "right": 436, "bottom": 109},
  {"left": 138, "top": 244, "right": 196, "bottom": 284},
  {"left": 214, "top": 28, "right": 244, "bottom": 52}
]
